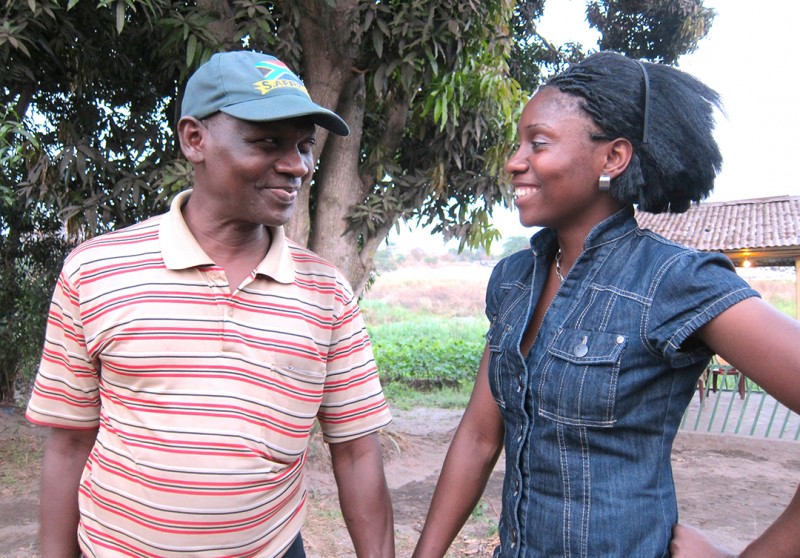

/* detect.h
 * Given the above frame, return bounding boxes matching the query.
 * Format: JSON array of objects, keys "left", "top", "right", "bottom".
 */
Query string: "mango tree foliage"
[
  {"left": 0, "top": 0, "right": 714, "bottom": 402},
  {"left": 588, "top": 0, "right": 715, "bottom": 64}
]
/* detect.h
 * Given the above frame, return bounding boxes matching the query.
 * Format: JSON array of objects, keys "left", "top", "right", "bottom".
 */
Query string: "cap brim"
[{"left": 220, "top": 95, "right": 350, "bottom": 136}]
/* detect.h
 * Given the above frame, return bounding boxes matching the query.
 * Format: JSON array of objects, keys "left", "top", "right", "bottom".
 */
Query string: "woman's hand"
[{"left": 671, "top": 524, "right": 737, "bottom": 558}]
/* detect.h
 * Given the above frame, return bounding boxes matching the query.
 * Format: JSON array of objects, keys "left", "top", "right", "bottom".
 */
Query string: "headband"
[{"left": 635, "top": 60, "right": 650, "bottom": 144}]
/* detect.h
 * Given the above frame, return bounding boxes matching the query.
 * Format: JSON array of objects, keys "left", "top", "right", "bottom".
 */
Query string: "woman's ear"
[
  {"left": 603, "top": 137, "right": 633, "bottom": 178},
  {"left": 177, "top": 116, "right": 206, "bottom": 164}
]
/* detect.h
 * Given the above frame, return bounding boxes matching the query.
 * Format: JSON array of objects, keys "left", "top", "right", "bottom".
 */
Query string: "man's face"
[{"left": 190, "top": 113, "right": 317, "bottom": 228}]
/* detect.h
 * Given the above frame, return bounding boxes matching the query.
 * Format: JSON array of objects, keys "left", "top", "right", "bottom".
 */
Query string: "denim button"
[
  {"left": 616, "top": 335, "right": 625, "bottom": 344},
  {"left": 573, "top": 335, "right": 589, "bottom": 357}
]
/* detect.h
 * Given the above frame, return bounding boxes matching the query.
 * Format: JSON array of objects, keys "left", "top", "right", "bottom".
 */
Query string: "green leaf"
[
  {"left": 376, "top": 16, "right": 390, "bottom": 37},
  {"left": 17, "top": 41, "right": 31, "bottom": 57},
  {"left": 115, "top": 0, "right": 125, "bottom": 34},
  {"left": 186, "top": 34, "right": 197, "bottom": 67},
  {"left": 374, "top": 63, "right": 387, "bottom": 96},
  {"left": 371, "top": 27, "right": 384, "bottom": 58}
]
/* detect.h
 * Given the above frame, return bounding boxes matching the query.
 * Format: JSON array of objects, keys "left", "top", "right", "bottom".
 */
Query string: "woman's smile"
[{"left": 513, "top": 185, "right": 538, "bottom": 200}]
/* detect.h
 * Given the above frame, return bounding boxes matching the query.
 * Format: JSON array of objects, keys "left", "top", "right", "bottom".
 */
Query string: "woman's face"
[{"left": 506, "top": 87, "right": 622, "bottom": 232}]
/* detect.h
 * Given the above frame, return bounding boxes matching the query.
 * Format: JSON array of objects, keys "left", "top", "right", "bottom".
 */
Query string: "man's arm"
[
  {"left": 329, "top": 431, "right": 394, "bottom": 558},
  {"left": 39, "top": 426, "right": 98, "bottom": 558}
]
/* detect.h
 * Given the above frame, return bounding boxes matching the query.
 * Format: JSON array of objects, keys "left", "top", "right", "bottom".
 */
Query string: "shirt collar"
[
  {"left": 529, "top": 205, "right": 637, "bottom": 256},
  {"left": 583, "top": 205, "right": 636, "bottom": 249},
  {"left": 159, "top": 190, "right": 295, "bottom": 284}
]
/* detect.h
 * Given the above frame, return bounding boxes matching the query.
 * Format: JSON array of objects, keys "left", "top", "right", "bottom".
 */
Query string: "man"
[{"left": 26, "top": 50, "right": 394, "bottom": 558}]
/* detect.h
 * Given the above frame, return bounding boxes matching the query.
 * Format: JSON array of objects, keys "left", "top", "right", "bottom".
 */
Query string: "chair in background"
[{"left": 706, "top": 355, "right": 746, "bottom": 399}]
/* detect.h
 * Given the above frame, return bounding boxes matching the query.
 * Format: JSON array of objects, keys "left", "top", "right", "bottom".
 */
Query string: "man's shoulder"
[
  {"left": 282, "top": 240, "right": 358, "bottom": 300},
  {"left": 63, "top": 214, "right": 164, "bottom": 270},
  {"left": 285, "top": 240, "right": 342, "bottom": 276}
]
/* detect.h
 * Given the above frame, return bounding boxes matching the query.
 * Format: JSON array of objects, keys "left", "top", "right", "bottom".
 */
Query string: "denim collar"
[{"left": 529, "top": 205, "right": 637, "bottom": 257}]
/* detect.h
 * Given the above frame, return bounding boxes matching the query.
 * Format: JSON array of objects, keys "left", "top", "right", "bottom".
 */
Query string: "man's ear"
[
  {"left": 177, "top": 116, "right": 207, "bottom": 164},
  {"left": 603, "top": 137, "right": 633, "bottom": 179}
]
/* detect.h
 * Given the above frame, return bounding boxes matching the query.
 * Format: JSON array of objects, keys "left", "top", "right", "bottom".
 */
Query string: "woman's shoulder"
[
  {"left": 631, "top": 225, "right": 729, "bottom": 265},
  {"left": 493, "top": 247, "right": 535, "bottom": 278}
]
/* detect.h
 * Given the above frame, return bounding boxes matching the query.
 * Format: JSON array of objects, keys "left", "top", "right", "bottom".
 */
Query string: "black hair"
[{"left": 544, "top": 51, "right": 722, "bottom": 213}]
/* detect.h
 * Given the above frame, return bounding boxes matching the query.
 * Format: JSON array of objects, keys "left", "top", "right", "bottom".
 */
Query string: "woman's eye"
[{"left": 531, "top": 141, "right": 546, "bottom": 149}]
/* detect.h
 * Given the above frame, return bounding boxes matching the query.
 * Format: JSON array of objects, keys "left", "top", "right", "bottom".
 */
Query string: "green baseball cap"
[{"left": 181, "top": 50, "right": 350, "bottom": 136}]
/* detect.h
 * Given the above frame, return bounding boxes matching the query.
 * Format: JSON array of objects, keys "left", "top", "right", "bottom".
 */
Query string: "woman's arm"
[
  {"left": 412, "top": 345, "right": 505, "bottom": 558},
  {"left": 698, "top": 297, "right": 800, "bottom": 413},
  {"left": 674, "top": 297, "right": 800, "bottom": 557}
]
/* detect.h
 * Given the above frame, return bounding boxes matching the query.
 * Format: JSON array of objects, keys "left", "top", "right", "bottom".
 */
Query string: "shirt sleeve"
[
  {"left": 645, "top": 250, "right": 760, "bottom": 369},
  {"left": 25, "top": 269, "right": 101, "bottom": 429},
  {"left": 316, "top": 274, "right": 391, "bottom": 443},
  {"left": 485, "top": 255, "right": 510, "bottom": 326}
]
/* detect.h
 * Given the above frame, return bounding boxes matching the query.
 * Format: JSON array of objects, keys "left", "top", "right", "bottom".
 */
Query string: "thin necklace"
[{"left": 554, "top": 248, "right": 564, "bottom": 283}]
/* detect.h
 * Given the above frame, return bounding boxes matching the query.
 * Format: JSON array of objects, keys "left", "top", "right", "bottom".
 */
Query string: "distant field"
[
  {"left": 364, "top": 263, "right": 493, "bottom": 318},
  {"left": 746, "top": 277, "right": 797, "bottom": 317},
  {"left": 364, "top": 262, "right": 797, "bottom": 318}
]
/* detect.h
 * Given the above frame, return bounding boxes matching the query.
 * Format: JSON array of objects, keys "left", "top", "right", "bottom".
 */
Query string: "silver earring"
[{"left": 599, "top": 174, "right": 611, "bottom": 191}]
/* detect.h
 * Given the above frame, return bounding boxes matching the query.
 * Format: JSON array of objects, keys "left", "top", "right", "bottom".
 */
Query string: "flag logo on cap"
[
  {"left": 252, "top": 60, "right": 309, "bottom": 96},
  {"left": 255, "top": 60, "right": 294, "bottom": 80}
]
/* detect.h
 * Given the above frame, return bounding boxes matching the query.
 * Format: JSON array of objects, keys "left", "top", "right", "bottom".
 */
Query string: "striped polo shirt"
[{"left": 27, "top": 191, "right": 392, "bottom": 557}]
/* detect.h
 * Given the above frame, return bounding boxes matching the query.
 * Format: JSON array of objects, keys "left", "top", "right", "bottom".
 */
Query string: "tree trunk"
[
  {"left": 288, "top": 0, "right": 385, "bottom": 292},
  {"left": 309, "top": 73, "right": 375, "bottom": 295}
]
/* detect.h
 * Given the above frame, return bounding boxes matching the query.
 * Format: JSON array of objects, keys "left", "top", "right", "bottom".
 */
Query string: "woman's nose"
[{"left": 505, "top": 148, "right": 527, "bottom": 174}]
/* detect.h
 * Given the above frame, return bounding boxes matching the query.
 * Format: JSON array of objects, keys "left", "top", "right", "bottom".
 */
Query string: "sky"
[{"left": 389, "top": 0, "right": 800, "bottom": 250}]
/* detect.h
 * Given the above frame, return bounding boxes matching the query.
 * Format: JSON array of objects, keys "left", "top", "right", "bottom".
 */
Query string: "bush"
[
  {"left": 369, "top": 316, "right": 486, "bottom": 390},
  {"left": 0, "top": 198, "right": 69, "bottom": 404}
]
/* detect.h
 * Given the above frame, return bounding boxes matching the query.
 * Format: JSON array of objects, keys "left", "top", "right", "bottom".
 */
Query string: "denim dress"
[{"left": 486, "top": 207, "right": 759, "bottom": 557}]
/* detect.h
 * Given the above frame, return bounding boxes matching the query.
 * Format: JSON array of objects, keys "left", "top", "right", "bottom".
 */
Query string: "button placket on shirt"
[{"left": 204, "top": 268, "right": 233, "bottom": 350}]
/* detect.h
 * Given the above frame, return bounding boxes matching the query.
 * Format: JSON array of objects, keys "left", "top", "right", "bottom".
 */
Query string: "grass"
[
  {"left": 359, "top": 299, "right": 418, "bottom": 325},
  {"left": 470, "top": 498, "right": 500, "bottom": 538},
  {"left": 0, "top": 429, "right": 43, "bottom": 491},
  {"left": 382, "top": 381, "right": 473, "bottom": 411}
]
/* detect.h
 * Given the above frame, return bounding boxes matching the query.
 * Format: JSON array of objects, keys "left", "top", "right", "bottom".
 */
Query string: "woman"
[{"left": 412, "top": 51, "right": 800, "bottom": 557}]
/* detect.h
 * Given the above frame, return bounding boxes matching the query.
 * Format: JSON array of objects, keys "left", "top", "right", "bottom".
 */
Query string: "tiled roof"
[{"left": 635, "top": 196, "right": 800, "bottom": 254}]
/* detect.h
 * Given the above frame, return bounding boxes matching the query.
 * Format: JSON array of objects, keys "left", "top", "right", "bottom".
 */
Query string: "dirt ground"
[{"left": 2, "top": 405, "right": 799, "bottom": 558}]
